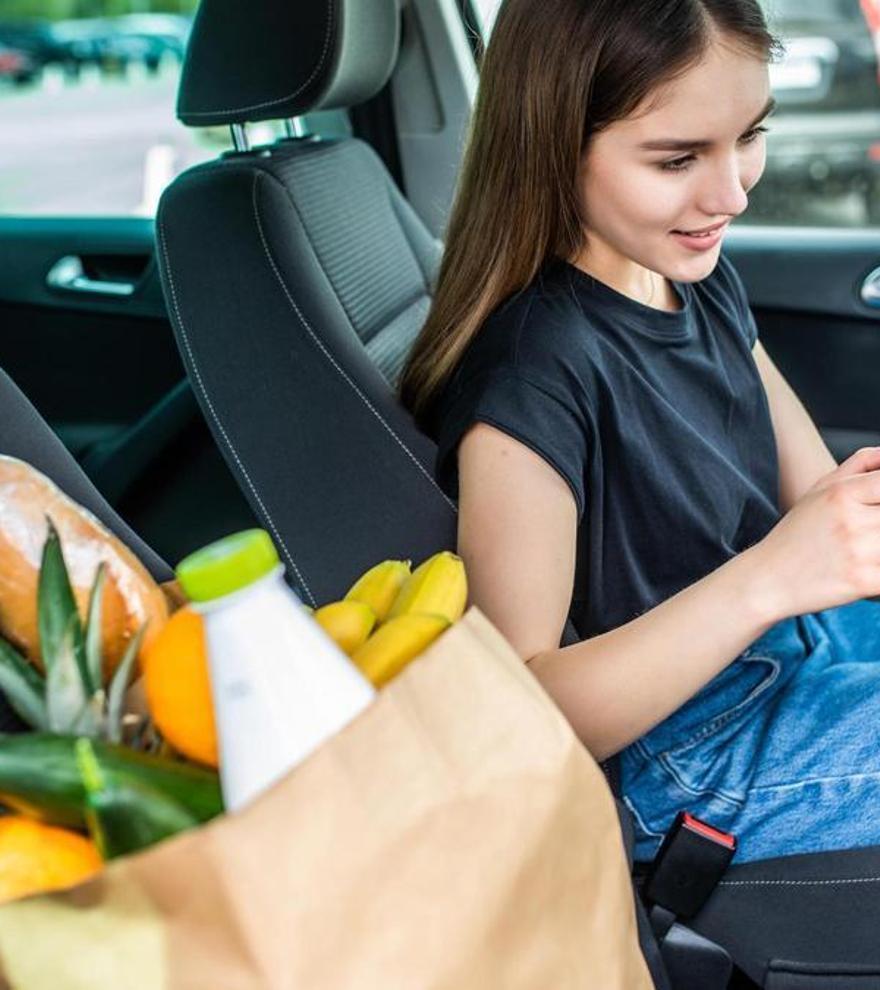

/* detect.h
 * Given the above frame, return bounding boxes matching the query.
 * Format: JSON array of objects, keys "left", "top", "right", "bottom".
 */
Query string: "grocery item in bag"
[
  {"left": 175, "top": 530, "right": 376, "bottom": 811},
  {"left": 0, "top": 455, "right": 167, "bottom": 681}
]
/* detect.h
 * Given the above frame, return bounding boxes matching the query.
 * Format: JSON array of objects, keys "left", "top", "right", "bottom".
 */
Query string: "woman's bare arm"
[{"left": 457, "top": 422, "right": 781, "bottom": 763}]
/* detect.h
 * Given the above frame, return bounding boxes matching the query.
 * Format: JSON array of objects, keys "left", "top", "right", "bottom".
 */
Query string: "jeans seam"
[
  {"left": 657, "top": 753, "right": 745, "bottom": 808},
  {"left": 621, "top": 794, "right": 666, "bottom": 841},
  {"left": 660, "top": 653, "right": 782, "bottom": 758},
  {"left": 749, "top": 769, "right": 880, "bottom": 795}
]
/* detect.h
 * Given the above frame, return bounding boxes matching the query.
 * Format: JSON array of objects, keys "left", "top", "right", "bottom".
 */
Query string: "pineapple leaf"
[
  {"left": 84, "top": 562, "right": 107, "bottom": 693},
  {"left": 38, "top": 517, "right": 92, "bottom": 694},
  {"left": 46, "top": 612, "right": 92, "bottom": 734},
  {"left": 0, "top": 637, "right": 48, "bottom": 730},
  {"left": 106, "top": 623, "right": 146, "bottom": 744},
  {"left": 73, "top": 689, "right": 104, "bottom": 737}
]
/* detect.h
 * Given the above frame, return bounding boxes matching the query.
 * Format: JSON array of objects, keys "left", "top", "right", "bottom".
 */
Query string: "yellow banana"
[
  {"left": 344, "top": 558, "right": 412, "bottom": 624},
  {"left": 313, "top": 600, "right": 377, "bottom": 656},
  {"left": 302, "top": 605, "right": 315, "bottom": 615},
  {"left": 352, "top": 613, "right": 450, "bottom": 688},
  {"left": 386, "top": 551, "right": 467, "bottom": 625}
]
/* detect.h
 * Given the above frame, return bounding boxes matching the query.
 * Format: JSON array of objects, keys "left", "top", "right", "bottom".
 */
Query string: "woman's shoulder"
[
  {"left": 462, "top": 261, "right": 596, "bottom": 377},
  {"left": 423, "top": 266, "right": 593, "bottom": 438}
]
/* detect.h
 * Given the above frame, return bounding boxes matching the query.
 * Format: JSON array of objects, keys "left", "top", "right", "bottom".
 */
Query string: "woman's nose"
[{"left": 699, "top": 157, "right": 750, "bottom": 219}]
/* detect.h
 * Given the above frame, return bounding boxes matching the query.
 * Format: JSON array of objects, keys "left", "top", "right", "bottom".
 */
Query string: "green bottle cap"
[{"left": 175, "top": 529, "right": 280, "bottom": 602}]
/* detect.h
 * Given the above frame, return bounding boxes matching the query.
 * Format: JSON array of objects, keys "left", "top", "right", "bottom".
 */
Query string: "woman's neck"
[{"left": 568, "top": 247, "right": 681, "bottom": 313}]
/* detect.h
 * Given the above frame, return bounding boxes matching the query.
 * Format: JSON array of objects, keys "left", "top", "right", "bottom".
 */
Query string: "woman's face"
[{"left": 575, "top": 35, "right": 772, "bottom": 295}]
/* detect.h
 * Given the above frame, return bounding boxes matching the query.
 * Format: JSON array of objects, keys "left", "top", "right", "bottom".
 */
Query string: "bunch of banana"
[{"left": 311, "top": 551, "right": 468, "bottom": 688}]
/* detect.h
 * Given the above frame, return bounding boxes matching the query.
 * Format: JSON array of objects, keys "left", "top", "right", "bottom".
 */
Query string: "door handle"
[
  {"left": 46, "top": 256, "right": 136, "bottom": 298},
  {"left": 859, "top": 266, "right": 880, "bottom": 308}
]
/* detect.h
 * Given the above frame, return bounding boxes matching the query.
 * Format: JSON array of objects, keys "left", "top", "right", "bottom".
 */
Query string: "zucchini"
[
  {"left": 77, "top": 738, "right": 199, "bottom": 859},
  {"left": 0, "top": 732, "right": 222, "bottom": 829}
]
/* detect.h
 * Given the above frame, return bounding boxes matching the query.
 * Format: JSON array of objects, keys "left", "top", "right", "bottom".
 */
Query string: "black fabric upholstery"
[
  {"left": 157, "top": 138, "right": 457, "bottom": 608},
  {"left": 684, "top": 845, "right": 880, "bottom": 986},
  {"left": 269, "top": 139, "right": 437, "bottom": 386},
  {"left": 177, "top": 0, "right": 400, "bottom": 126}
]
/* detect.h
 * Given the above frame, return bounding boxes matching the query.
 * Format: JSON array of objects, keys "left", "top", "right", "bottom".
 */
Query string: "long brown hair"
[{"left": 397, "top": 0, "right": 782, "bottom": 430}]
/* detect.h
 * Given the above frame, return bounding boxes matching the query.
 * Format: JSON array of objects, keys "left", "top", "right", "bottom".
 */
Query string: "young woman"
[{"left": 397, "top": 0, "right": 880, "bottom": 865}]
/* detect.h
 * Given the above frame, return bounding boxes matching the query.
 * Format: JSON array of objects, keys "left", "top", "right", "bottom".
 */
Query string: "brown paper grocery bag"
[{"left": 0, "top": 607, "right": 653, "bottom": 990}]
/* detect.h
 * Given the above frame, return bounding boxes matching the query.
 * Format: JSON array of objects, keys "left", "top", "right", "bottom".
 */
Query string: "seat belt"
[
  {"left": 643, "top": 810, "right": 737, "bottom": 919},
  {"left": 640, "top": 811, "right": 737, "bottom": 990}
]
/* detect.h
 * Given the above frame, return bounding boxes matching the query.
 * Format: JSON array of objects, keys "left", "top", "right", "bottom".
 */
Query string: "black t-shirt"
[{"left": 424, "top": 252, "right": 781, "bottom": 640}]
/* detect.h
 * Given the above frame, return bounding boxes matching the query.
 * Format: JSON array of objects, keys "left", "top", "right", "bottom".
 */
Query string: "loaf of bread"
[{"left": 0, "top": 455, "right": 168, "bottom": 682}]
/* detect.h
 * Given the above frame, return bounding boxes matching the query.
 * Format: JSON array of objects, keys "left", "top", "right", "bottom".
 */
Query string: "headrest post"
[
  {"left": 284, "top": 117, "right": 311, "bottom": 139},
  {"left": 230, "top": 123, "right": 250, "bottom": 152}
]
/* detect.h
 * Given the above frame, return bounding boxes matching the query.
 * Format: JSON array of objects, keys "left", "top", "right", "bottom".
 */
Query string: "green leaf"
[
  {"left": 38, "top": 517, "right": 91, "bottom": 694},
  {"left": 84, "top": 562, "right": 107, "bottom": 694},
  {"left": 46, "top": 613, "right": 92, "bottom": 735},
  {"left": 75, "top": 736, "right": 104, "bottom": 794},
  {"left": 0, "top": 637, "right": 47, "bottom": 730},
  {"left": 106, "top": 623, "right": 145, "bottom": 744},
  {"left": 73, "top": 690, "right": 104, "bottom": 738}
]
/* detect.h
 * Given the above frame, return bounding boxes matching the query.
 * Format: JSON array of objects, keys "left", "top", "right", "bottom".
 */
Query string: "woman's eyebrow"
[{"left": 638, "top": 96, "right": 777, "bottom": 152}]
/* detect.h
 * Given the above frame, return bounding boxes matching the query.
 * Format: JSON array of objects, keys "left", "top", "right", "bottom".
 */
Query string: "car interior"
[{"left": 3, "top": 0, "right": 880, "bottom": 986}]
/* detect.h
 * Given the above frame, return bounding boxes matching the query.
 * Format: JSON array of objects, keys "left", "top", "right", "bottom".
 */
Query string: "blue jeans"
[{"left": 619, "top": 598, "right": 880, "bottom": 864}]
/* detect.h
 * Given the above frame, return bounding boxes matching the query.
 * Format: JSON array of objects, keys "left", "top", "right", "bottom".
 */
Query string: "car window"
[
  {"left": 471, "top": 0, "right": 880, "bottom": 229},
  {"left": 0, "top": 7, "right": 350, "bottom": 218}
]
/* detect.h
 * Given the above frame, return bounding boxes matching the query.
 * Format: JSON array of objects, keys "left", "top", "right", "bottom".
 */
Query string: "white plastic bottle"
[{"left": 175, "top": 529, "right": 376, "bottom": 811}]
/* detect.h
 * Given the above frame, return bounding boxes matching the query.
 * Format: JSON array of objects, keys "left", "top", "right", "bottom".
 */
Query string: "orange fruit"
[
  {"left": 141, "top": 607, "right": 218, "bottom": 768},
  {"left": 0, "top": 816, "right": 101, "bottom": 904}
]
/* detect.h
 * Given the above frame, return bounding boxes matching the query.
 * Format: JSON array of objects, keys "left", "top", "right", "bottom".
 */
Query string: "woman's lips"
[{"left": 670, "top": 221, "right": 729, "bottom": 251}]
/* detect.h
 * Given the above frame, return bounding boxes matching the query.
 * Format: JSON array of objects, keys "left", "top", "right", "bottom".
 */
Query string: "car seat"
[{"left": 155, "top": 1, "right": 880, "bottom": 986}]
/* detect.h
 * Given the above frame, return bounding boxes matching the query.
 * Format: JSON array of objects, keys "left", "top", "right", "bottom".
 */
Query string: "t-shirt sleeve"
[
  {"left": 718, "top": 252, "right": 759, "bottom": 348},
  {"left": 433, "top": 369, "right": 590, "bottom": 524}
]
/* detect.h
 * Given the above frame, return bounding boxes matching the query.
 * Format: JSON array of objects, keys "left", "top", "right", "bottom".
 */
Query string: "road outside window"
[
  {"left": 471, "top": 0, "right": 880, "bottom": 229},
  {"left": 0, "top": 4, "right": 349, "bottom": 218}
]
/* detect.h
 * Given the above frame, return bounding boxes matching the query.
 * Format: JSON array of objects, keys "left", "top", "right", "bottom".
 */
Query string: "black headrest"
[{"left": 177, "top": 0, "right": 401, "bottom": 127}]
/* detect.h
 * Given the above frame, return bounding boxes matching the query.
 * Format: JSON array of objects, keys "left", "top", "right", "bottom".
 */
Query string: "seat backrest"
[
  {"left": 156, "top": 0, "right": 460, "bottom": 610},
  {"left": 156, "top": 0, "right": 581, "bottom": 650}
]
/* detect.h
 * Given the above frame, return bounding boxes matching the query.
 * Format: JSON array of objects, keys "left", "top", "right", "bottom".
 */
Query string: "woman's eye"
[
  {"left": 739, "top": 124, "right": 769, "bottom": 145},
  {"left": 659, "top": 155, "right": 695, "bottom": 173},
  {"left": 657, "top": 125, "right": 769, "bottom": 173}
]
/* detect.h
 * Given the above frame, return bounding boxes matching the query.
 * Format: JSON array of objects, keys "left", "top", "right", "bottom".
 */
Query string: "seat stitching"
[
  {"left": 156, "top": 217, "right": 317, "bottom": 606},
  {"left": 181, "top": 0, "right": 334, "bottom": 118},
  {"left": 718, "top": 876, "right": 880, "bottom": 888},
  {"left": 251, "top": 170, "right": 458, "bottom": 513}
]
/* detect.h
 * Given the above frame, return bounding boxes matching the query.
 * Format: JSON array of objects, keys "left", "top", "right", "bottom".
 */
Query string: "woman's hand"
[{"left": 747, "top": 446, "right": 880, "bottom": 619}]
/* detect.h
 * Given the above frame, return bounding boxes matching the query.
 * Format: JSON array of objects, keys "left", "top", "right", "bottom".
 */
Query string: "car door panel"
[
  {"left": 0, "top": 216, "right": 257, "bottom": 563},
  {"left": 726, "top": 227, "right": 880, "bottom": 462},
  {"left": 0, "top": 216, "right": 180, "bottom": 455}
]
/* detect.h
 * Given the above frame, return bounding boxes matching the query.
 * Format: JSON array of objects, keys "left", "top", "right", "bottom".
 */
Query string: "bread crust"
[{"left": 0, "top": 456, "right": 168, "bottom": 682}]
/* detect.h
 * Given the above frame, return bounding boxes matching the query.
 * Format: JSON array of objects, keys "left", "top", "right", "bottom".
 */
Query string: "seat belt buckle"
[{"left": 642, "top": 810, "right": 736, "bottom": 919}]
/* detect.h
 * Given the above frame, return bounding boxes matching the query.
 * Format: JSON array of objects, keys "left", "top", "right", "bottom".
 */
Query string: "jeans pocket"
[
  {"left": 650, "top": 651, "right": 782, "bottom": 805},
  {"left": 667, "top": 652, "right": 781, "bottom": 754},
  {"left": 637, "top": 651, "right": 783, "bottom": 762}
]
